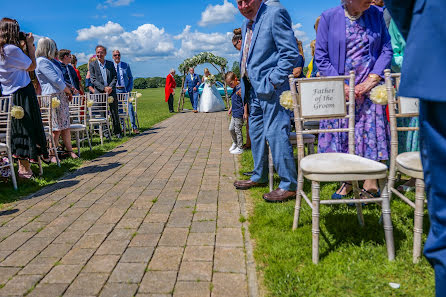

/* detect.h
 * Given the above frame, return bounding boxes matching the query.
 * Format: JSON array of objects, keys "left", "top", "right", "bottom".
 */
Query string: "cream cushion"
[
  {"left": 70, "top": 124, "right": 86, "bottom": 131},
  {"left": 301, "top": 153, "right": 388, "bottom": 182},
  {"left": 89, "top": 117, "right": 107, "bottom": 123},
  {"left": 396, "top": 152, "right": 424, "bottom": 180}
]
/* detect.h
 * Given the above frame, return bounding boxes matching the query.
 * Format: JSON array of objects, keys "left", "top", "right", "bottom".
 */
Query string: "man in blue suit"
[
  {"left": 233, "top": 0, "right": 298, "bottom": 202},
  {"left": 184, "top": 67, "right": 200, "bottom": 113},
  {"left": 386, "top": 1, "right": 446, "bottom": 296},
  {"left": 112, "top": 50, "right": 137, "bottom": 133}
]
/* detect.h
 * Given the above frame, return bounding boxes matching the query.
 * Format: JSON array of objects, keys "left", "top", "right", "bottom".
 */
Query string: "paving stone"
[
  {"left": 53, "top": 230, "right": 85, "bottom": 244},
  {"left": 190, "top": 221, "right": 216, "bottom": 233},
  {"left": 41, "top": 264, "right": 83, "bottom": 284},
  {"left": 129, "top": 233, "right": 161, "bottom": 247},
  {"left": 148, "top": 247, "right": 183, "bottom": 271},
  {"left": 0, "top": 274, "right": 41, "bottom": 296},
  {"left": 109, "top": 262, "right": 146, "bottom": 283},
  {"left": 193, "top": 211, "right": 217, "bottom": 222},
  {"left": 187, "top": 233, "right": 215, "bottom": 246},
  {"left": 39, "top": 243, "right": 73, "bottom": 258},
  {"left": 107, "top": 228, "right": 137, "bottom": 241},
  {"left": 215, "top": 228, "right": 244, "bottom": 247},
  {"left": 0, "top": 267, "right": 20, "bottom": 284},
  {"left": 64, "top": 272, "right": 108, "bottom": 296},
  {"left": 144, "top": 213, "right": 169, "bottom": 223},
  {"left": 138, "top": 222, "right": 165, "bottom": 234},
  {"left": 158, "top": 228, "right": 188, "bottom": 246},
  {"left": 178, "top": 261, "right": 213, "bottom": 281},
  {"left": 84, "top": 255, "right": 120, "bottom": 273},
  {"left": 99, "top": 283, "right": 138, "bottom": 297},
  {"left": 174, "top": 281, "right": 211, "bottom": 297},
  {"left": 18, "top": 263, "right": 54, "bottom": 275},
  {"left": 27, "top": 283, "right": 69, "bottom": 297},
  {"left": 96, "top": 240, "right": 130, "bottom": 255},
  {"left": 214, "top": 247, "right": 246, "bottom": 273},
  {"left": 61, "top": 248, "right": 95, "bottom": 265},
  {"left": 212, "top": 272, "right": 248, "bottom": 297},
  {"left": 183, "top": 246, "right": 214, "bottom": 262},
  {"left": 120, "top": 247, "right": 154, "bottom": 263},
  {"left": 0, "top": 249, "right": 40, "bottom": 267},
  {"left": 75, "top": 234, "right": 107, "bottom": 249},
  {"left": 139, "top": 271, "right": 177, "bottom": 294}
]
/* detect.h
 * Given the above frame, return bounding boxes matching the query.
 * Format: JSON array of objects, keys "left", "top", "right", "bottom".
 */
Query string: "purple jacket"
[{"left": 315, "top": 5, "right": 392, "bottom": 79}]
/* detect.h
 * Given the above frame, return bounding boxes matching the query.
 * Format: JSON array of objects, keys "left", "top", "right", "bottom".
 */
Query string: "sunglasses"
[{"left": 113, "top": 54, "right": 120, "bottom": 57}]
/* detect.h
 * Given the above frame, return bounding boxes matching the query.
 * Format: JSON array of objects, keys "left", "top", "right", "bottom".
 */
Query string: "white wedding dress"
[{"left": 197, "top": 77, "right": 226, "bottom": 113}]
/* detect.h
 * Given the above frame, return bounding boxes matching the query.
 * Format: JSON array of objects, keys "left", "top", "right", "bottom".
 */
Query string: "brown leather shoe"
[
  {"left": 234, "top": 180, "right": 265, "bottom": 190},
  {"left": 263, "top": 188, "right": 296, "bottom": 203}
]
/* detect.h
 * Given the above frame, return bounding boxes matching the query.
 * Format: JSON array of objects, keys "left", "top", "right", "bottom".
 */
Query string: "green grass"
[
  {"left": 239, "top": 137, "right": 435, "bottom": 296},
  {"left": 0, "top": 88, "right": 185, "bottom": 207}
]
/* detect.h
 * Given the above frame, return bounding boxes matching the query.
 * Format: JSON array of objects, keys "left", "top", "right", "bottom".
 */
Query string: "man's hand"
[
  {"left": 193, "top": 87, "right": 197, "bottom": 91},
  {"left": 172, "top": 89, "right": 175, "bottom": 96},
  {"left": 243, "top": 112, "right": 248, "bottom": 121},
  {"left": 104, "top": 86, "right": 112, "bottom": 94},
  {"left": 228, "top": 107, "right": 232, "bottom": 116},
  {"left": 236, "top": 89, "right": 242, "bottom": 97}
]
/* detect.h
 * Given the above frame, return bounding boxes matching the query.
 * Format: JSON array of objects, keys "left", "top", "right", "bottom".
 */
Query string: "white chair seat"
[
  {"left": 0, "top": 142, "right": 6, "bottom": 152},
  {"left": 89, "top": 118, "right": 107, "bottom": 123},
  {"left": 301, "top": 153, "right": 388, "bottom": 182},
  {"left": 289, "top": 132, "right": 315, "bottom": 144},
  {"left": 70, "top": 124, "right": 86, "bottom": 131},
  {"left": 396, "top": 152, "right": 424, "bottom": 180}
]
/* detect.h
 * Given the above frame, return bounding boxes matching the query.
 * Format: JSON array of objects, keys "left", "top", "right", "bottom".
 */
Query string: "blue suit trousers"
[
  {"left": 188, "top": 88, "right": 199, "bottom": 111},
  {"left": 420, "top": 100, "right": 446, "bottom": 297},
  {"left": 117, "top": 89, "right": 137, "bottom": 130},
  {"left": 248, "top": 87, "right": 297, "bottom": 191}
]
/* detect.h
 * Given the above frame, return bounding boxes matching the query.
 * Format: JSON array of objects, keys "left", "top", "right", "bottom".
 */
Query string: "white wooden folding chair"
[
  {"left": 88, "top": 93, "right": 112, "bottom": 146},
  {"left": 0, "top": 96, "right": 17, "bottom": 190},
  {"left": 290, "top": 72, "right": 395, "bottom": 264},
  {"left": 69, "top": 95, "right": 92, "bottom": 157},
  {"left": 117, "top": 92, "right": 130, "bottom": 136},
  {"left": 130, "top": 91, "right": 140, "bottom": 129},
  {"left": 38, "top": 95, "right": 61, "bottom": 175},
  {"left": 385, "top": 70, "right": 425, "bottom": 263}
]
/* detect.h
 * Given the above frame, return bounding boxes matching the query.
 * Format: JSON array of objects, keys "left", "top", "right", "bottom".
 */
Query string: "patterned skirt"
[{"left": 51, "top": 92, "right": 70, "bottom": 131}]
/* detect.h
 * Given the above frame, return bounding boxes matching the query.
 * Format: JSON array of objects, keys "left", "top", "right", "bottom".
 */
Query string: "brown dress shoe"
[
  {"left": 263, "top": 188, "right": 296, "bottom": 203},
  {"left": 234, "top": 180, "right": 265, "bottom": 190}
]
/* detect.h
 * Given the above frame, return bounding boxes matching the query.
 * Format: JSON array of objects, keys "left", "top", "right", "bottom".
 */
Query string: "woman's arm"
[
  {"left": 25, "top": 34, "right": 36, "bottom": 72},
  {"left": 37, "top": 58, "right": 67, "bottom": 93}
]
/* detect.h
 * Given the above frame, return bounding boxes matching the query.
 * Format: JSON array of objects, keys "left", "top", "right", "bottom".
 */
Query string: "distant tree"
[
  {"left": 173, "top": 74, "right": 182, "bottom": 87},
  {"left": 134, "top": 77, "right": 148, "bottom": 89},
  {"left": 78, "top": 64, "right": 88, "bottom": 92},
  {"left": 231, "top": 61, "right": 240, "bottom": 78},
  {"left": 303, "top": 66, "right": 309, "bottom": 77},
  {"left": 146, "top": 77, "right": 158, "bottom": 88}
]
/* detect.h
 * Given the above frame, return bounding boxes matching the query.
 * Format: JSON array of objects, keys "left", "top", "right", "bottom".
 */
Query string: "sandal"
[
  {"left": 18, "top": 171, "right": 34, "bottom": 180},
  {"left": 397, "top": 184, "right": 414, "bottom": 193},
  {"left": 67, "top": 151, "right": 79, "bottom": 159},
  {"left": 359, "top": 188, "right": 381, "bottom": 205},
  {"left": 331, "top": 182, "right": 352, "bottom": 200}
]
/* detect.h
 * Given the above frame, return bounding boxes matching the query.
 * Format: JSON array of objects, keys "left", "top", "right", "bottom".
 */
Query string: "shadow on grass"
[{"left": 0, "top": 208, "right": 19, "bottom": 216}]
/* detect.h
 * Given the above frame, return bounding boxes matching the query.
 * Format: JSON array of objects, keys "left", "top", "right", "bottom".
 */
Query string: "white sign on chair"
[
  {"left": 399, "top": 97, "right": 420, "bottom": 115},
  {"left": 299, "top": 79, "right": 346, "bottom": 118}
]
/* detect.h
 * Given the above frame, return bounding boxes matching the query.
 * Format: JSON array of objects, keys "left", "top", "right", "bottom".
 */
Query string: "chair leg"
[
  {"left": 352, "top": 181, "right": 365, "bottom": 227},
  {"left": 7, "top": 150, "right": 17, "bottom": 190},
  {"left": 379, "top": 178, "right": 395, "bottom": 261},
  {"left": 268, "top": 145, "right": 274, "bottom": 192},
  {"left": 413, "top": 178, "right": 425, "bottom": 263},
  {"left": 312, "top": 181, "right": 321, "bottom": 264},
  {"left": 106, "top": 122, "right": 112, "bottom": 140},
  {"left": 86, "top": 129, "right": 92, "bottom": 152},
  {"left": 38, "top": 157, "right": 43, "bottom": 176},
  {"left": 76, "top": 131, "right": 81, "bottom": 157},
  {"left": 99, "top": 125, "right": 104, "bottom": 146},
  {"left": 292, "top": 173, "right": 304, "bottom": 230},
  {"left": 388, "top": 164, "right": 397, "bottom": 201}
]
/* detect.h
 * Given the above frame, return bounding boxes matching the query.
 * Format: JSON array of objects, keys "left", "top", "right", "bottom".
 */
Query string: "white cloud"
[
  {"left": 198, "top": 0, "right": 238, "bottom": 27},
  {"left": 97, "top": 0, "right": 134, "bottom": 9},
  {"left": 76, "top": 21, "right": 175, "bottom": 60},
  {"left": 72, "top": 52, "right": 93, "bottom": 65},
  {"left": 293, "top": 23, "right": 309, "bottom": 42},
  {"left": 175, "top": 25, "right": 236, "bottom": 58}
]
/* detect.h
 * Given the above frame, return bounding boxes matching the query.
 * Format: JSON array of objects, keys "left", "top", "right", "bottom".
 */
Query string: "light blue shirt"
[
  {"left": 114, "top": 61, "right": 124, "bottom": 87},
  {"left": 0, "top": 45, "right": 31, "bottom": 95},
  {"left": 99, "top": 60, "right": 108, "bottom": 87},
  {"left": 35, "top": 57, "right": 66, "bottom": 95}
]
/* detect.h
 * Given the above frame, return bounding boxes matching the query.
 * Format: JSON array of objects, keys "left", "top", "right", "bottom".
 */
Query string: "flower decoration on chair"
[
  {"left": 206, "top": 75, "right": 216, "bottom": 86},
  {"left": 87, "top": 100, "right": 94, "bottom": 108},
  {"left": 129, "top": 97, "right": 135, "bottom": 103},
  {"left": 370, "top": 84, "right": 395, "bottom": 105},
  {"left": 136, "top": 93, "right": 142, "bottom": 98},
  {"left": 279, "top": 91, "right": 294, "bottom": 110},
  {"left": 10, "top": 106, "right": 25, "bottom": 120},
  {"left": 51, "top": 97, "right": 61, "bottom": 109},
  {"left": 108, "top": 96, "right": 114, "bottom": 104}
]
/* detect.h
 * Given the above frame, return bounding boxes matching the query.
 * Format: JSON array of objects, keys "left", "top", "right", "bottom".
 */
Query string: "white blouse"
[{"left": 0, "top": 44, "right": 31, "bottom": 95}]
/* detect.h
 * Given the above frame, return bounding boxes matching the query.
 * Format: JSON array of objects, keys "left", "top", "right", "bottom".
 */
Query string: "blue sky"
[{"left": 4, "top": 0, "right": 339, "bottom": 77}]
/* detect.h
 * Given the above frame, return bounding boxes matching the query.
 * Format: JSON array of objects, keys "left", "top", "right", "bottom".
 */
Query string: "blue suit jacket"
[
  {"left": 115, "top": 61, "right": 133, "bottom": 92},
  {"left": 385, "top": 0, "right": 446, "bottom": 102},
  {"left": 185, "top": 73, "right": 200, "bottom": 91},
  {"left": 240, "top": 3, "right": 299, "bottom": 101},
  {"left": 53, "top": 59, "right": 80, "bottom": 91}
]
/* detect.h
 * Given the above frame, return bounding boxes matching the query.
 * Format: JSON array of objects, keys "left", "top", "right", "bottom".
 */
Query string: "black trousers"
[
  {"left": 168, "top": 94, "right": 174, "bottom": 112},
  {"left": 109, "top": 94, "right": 122, "bottom": 135}
]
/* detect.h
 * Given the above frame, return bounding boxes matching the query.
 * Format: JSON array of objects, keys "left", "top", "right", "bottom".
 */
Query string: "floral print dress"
[{"left": 317, "top": 17, "right": 391, "bottom": 161}]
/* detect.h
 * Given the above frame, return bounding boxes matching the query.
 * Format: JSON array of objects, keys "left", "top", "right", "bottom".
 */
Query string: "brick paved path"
[{"left": 0, "top": 111, "right": 257, "bottom": 297}]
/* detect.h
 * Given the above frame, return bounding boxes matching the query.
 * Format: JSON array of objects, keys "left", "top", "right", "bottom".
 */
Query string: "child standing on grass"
[{"left": 225, "top": 72, "right": 247, "bottom": 155}]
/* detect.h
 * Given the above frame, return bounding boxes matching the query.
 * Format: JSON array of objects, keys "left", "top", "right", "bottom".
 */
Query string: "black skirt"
[{"left": 11, "top": 82, "right": 49, "bottom": 163}]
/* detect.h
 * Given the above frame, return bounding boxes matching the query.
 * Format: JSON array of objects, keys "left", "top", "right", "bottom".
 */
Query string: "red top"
[
  {"left": 165, "top": 74, "right": 176, "bottom": 102},
  {"left": 74, "top": 68, "right": 82, "bottom": 81}
]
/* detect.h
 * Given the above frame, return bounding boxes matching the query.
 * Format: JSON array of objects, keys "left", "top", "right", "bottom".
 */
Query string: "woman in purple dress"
[{"left": 315, "top": 0, "right": 393, "bottom": 198}]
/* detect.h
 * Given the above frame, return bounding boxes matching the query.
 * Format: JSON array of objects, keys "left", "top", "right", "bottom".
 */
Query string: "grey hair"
[
  {"left": 35, "top": 37, "right": 58, "bottom": 59},
  {"left": 170, "top": 68, "right": 176, "bottom": 74}
]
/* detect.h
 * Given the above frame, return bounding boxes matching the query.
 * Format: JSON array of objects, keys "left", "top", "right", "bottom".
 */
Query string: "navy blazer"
[
  {"left": 185, "top": 73, "right": 200, "bottom": 90},
  {"left": 53, "top": 59, "right": 80, "bottom": 91},
  {"left": 386, "top": 0, "right": 446, "bottom": 102}
]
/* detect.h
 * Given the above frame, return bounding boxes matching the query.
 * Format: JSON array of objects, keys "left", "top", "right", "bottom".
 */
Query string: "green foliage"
[
  {"left": 178, "top": 52, "right": 228, "bottom": 74},
  {"left": 133, "top": 77, "right": 148, "bottom": 89},
  {"left": 231, "top": 61, "right": 241, "bottom": 78},
  {"left": 78, "top": 63, "right": 88, "bottom": 92}
]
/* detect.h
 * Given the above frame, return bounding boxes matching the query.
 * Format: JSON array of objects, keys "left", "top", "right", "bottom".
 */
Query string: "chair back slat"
[
  {"left": 69, "top": 95, "right": 87, "bottom": 125},
  {"left": 88, "top": 93, "right": 109, "bottom": 119},
  {"left": 38, "top": 95, "right": 54, "bottom": 132},
  {"left": 117, "top": 93, "right": 129, "bottom": 114},
  {"left": 0, "top": 96, "right": 12, "bottom": 146}
]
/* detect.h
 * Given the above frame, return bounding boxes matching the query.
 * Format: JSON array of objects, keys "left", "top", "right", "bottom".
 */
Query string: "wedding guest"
[
  {"left": 184, "top": 67, "right": 200, "bottom": 113},
  {"left": 85, "top": 56, "right": 96, "bottom": 94},
  {"left": 35, "top": 37, "right": 77, "bottom": 160},
  {"left": 57, "top": 49, "right": 81, "bottom": 94},
  {"left": 307, "top": 16, "right": 321, "bottom": 78},
  {"left": 226, "top": 71, "right": 247, "bottom": 155},
  {"left": 112, "top": 50, "right": 137, "bottom": 133},
  {"left": 165, "top": 68, "right": 176, "bottom": 113},
  {"left": 293, "top": 39, "right": 305, "bottom": 78},
  {"left": 386, "top": 2, "right": 446, "bottom": 295},
  {"left": 315, "top": 0, "right": 393, "bottom": 199},
  {"left": 234, "top": 0, "right": 299, "bottom": 202},
  {"left": 232, "top": 28, "right": 242, "bottom": 51},
  {"left": 0, "top": 18, "right": 49, "bottom": 179},
  {"left": 71, "top": 54, "right": 84, "bottom": 95},
  {"left": 89, "top": 45, "right": 122, "bottom": 138}
]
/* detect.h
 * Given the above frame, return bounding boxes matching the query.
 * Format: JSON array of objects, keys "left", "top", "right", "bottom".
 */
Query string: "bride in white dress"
[{"left": 197, "top": 68, "right": 226, "bottom": 113}]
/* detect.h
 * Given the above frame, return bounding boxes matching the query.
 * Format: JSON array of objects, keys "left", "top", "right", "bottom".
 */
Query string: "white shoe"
[
  {"left": 229, "top": 143, "right": 237, "bottom": 152},
  {"left": 230, "top": 147, "right": 244, "bottom": 155}
]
